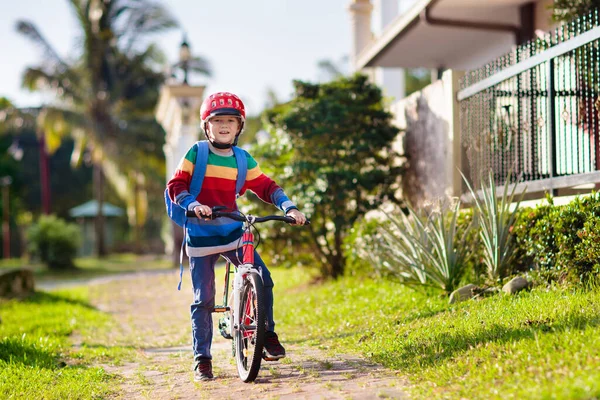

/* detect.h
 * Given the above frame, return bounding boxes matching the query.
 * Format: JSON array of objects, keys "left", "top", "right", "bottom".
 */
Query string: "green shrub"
[
  {"left": 553, "top": 193, "right": 600, "bottom": 282},
  {"left": 512, "top": 197, "right": 563, "bottom": 282},
  {"left": 342, "top": 215, "right": 383, "bottom": 276},
  {"left": 511, "top": 192, "right": 600, "bottom": 284},
  {"left": 455, "top": 208, "right": 486, "bottom": 284},
  {"left": 574, "top": 217, "right": 600, "bottom": 278},
  {"left": 27, "top": 215, "right": 81, "bottom": 269}
]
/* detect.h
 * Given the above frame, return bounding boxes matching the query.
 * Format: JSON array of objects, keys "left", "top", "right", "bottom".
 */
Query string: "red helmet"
[{"left": 200, "top": 92, "right": 246, "bottom": 123}]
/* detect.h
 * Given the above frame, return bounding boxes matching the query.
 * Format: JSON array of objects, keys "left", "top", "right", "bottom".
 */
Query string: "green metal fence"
[{"left": 458, "top": 10, "right": 600, "bottom": 192}]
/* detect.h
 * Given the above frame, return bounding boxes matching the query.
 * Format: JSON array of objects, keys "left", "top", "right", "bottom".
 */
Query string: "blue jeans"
[{"left": 189, "top": 248, "right": 275, "bottom": 361}]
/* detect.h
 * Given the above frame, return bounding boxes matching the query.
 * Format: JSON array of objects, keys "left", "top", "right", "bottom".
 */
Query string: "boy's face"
[{"left": 207, "top": 115, "right": 240, "bottom": 145}]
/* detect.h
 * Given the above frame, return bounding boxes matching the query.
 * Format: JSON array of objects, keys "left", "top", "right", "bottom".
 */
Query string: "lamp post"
[
  {"left": 38, "top": 132, "right": 51, "bottom": 215},
  {"left": 179, "top": 35, "right": 191, "bottom": 85},
  {"left": 0, "top": 176, "right": 12, "bottom": 259}
]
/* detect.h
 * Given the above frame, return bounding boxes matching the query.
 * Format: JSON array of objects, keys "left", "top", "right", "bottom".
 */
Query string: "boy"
[{"left": 166, "top": 91, "right": 306, "bottom": 381}]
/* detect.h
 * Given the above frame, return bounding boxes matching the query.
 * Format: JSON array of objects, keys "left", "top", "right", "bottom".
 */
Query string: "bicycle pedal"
[
  {"left": 218, "top": 317, "right": 233, "bottom": 340},
  {"left": 213, "top": 306, "right": 230, "bottom": 312},
  {"left": 220, "top": 332, "right": 233, "bottom": 340}
]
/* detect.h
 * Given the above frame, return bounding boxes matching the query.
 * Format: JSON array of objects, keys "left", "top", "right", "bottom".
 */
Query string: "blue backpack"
[{"left": 164, "top": 141, "right": 247, "bottom": 227}]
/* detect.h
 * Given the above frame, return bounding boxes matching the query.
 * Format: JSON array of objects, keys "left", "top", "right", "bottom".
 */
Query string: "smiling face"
[{"left": 206, "top": 115, "right": 241, "bottom": 145}]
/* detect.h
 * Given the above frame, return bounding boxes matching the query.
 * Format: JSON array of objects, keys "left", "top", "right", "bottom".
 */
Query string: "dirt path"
[{"left": 81, "top": 270, "right": 408, "bottom": 399}]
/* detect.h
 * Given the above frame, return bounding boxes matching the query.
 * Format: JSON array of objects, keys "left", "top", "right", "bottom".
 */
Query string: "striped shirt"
[{"left": 167, "top": 143, "right": 296, "bottom": 257}]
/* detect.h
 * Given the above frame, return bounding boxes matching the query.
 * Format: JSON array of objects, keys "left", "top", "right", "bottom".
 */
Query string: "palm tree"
[{"left": 15, "top": 1, "right": 205, "bottom": 256}]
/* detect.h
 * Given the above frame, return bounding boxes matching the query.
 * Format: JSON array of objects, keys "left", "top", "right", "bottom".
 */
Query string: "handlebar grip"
[
  {"left": 286, "top": 217, "right": 311, "bottom": 226},
  {"left": 186, "top": 209, "right": 216, "bottom": 219},
  {"left": 186, "top": 209, "right": 202, "bottom": 218},
  {"left": 186, "top": 205, "right": 227, "bottom": 219}
]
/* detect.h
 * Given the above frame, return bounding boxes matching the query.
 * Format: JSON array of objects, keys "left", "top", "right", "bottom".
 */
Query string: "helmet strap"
[
  {"left": 211, "top": 140, "right": 233, "bottom": 149},
  {"left": 203, "top": 131, "right": 241, "bottom": 149},
  {"left": 203, "top": 122, "right": 243, "bottom": 149}
]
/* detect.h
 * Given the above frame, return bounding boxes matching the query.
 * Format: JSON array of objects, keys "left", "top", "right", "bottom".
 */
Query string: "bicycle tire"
[{"left": 234, "top": 271, "right": 266, "bottom": 382}]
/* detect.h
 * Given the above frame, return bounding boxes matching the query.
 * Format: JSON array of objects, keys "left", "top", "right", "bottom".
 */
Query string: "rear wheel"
[{"left": 234, "top": 271, "right": 266, "bottom": 382}]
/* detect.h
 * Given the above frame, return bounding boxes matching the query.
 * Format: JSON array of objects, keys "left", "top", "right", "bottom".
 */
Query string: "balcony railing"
[{"left": 457, "top": 10, "right": 600, "bottom": 194}]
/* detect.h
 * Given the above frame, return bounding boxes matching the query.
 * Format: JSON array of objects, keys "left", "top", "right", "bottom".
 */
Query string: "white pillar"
[
  {"left": 155, "top": 84, "right": 205, "bottom": 258},
  {"left": 156, "top": 85, "right": 206, "bottom": 182},
  {"left": 348, "top": 0, "right": 374, "bottom": 68},
  {"left": 374, "top": 0, "right": 405, "bottom": 101}
]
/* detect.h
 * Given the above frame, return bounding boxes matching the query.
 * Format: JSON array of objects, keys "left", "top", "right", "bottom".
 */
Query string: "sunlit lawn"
[
  {"left": 3, "top": 257, "right": 599, "bottom": 399},
  {"left": 0, "top": 253, "right": 173, "bottom": 399},
  {"left": 272, "top": 269, "right": 600, "bottom": 400},
  {"left": 0, "top": 287, "right": 133, "bottom": 399}
]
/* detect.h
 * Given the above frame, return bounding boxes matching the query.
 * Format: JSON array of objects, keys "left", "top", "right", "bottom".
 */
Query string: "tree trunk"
[
  {"left": 94, "top": 162, "right": 107, "bottom": 257},
  {"left": 38, "top": 134, "right": 51, "bottom": 215},
  {"left": 134, "top": 176, "right": 141, "bottom": 254},
  {"left": 331, "top": 227, "right": 345, "bottom": 279}
]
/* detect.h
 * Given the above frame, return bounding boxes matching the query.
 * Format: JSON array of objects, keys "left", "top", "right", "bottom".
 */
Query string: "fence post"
[{"left": 546, "top": 58, "right": 558, "bottom": 195}]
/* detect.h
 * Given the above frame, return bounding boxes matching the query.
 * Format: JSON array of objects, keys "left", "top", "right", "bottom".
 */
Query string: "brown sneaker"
[
  {"left": 263, "top": 331, "right": 286, "bottom": 361},
  {"left": 194, "top": 359, "right": 214, "bottom": 381}
]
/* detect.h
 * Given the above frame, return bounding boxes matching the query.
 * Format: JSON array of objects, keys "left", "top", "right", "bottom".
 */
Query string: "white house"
[{"left": 347, "top": 0, "right": 600, "bottom": 206}]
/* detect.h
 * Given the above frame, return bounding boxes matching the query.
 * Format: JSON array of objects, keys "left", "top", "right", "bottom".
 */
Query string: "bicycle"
[{"left": 186, "top": 206, "right": 309, "bottom": 382}]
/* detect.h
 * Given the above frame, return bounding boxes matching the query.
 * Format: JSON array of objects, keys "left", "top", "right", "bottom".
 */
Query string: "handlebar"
[{"left": 186, "top": 206, "right": 310, "bottom": 225}]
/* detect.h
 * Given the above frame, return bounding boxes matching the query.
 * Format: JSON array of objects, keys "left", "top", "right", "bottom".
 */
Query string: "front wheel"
[{"left": 233, "top": 271, "right": 266, "bottom": 382}]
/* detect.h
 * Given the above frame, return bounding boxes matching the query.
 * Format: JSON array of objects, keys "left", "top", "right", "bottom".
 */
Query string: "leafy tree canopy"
[
  {"left": 553, "top": 0, "right": 600, "bottom": 22},
  {"left": 257, "top": 73, "right": 404, "bottom": 278}
]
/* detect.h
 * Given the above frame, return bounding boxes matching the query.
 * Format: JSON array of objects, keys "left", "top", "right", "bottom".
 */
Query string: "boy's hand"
[
  {"left": 194, "top": 204, "right": 212, "bottom": 220},
  {"left": 286, "top": 209, "right": 306, "bottom": 225}
]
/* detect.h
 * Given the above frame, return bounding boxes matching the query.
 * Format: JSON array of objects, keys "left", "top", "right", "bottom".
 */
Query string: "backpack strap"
[
  {"left": 232, "top": 146, "right": 247, "bottom": 196},
  {"left": 178, "top": 140, "right": 209, "bottom": 291},
  {"left": 189, "top": 141, "right": 209, "bottom": 197}
]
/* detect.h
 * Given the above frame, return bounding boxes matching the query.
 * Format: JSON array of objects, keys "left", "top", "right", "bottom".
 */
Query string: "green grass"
[
  {"left": 3, "top": 257, "right": 598, "bottom": 399},
  {"left": 0, "top": 287, "right": 134, "bottom": 399},
  {"left": 271, "top": 268, "right": 600, "bottom": 399}
]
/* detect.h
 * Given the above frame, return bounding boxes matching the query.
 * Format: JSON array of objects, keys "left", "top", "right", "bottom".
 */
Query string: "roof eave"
[{"left": 355, "top": 0, "right": 432, "bottom": 69}]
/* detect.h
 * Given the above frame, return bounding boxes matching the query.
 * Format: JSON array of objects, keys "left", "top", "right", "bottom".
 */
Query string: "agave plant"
[
  {"left": 375, "top": 199, "right": 473, "bottom": 294},
  {"left": 462, "top": 170, "right": 526, "bottom": 283}
]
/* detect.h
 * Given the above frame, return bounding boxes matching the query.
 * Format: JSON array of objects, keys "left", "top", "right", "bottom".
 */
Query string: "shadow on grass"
[
  {"left": 373, "top": 310, "right": 600, "bottom": 370},
  {"left": 0, "top": 337, "right": 57, "bottom": 368},
  {"left": 20, "top": 291, "right": 99, "bottom": 311},
  {"left": 399, "top": 306, "right": 449, "bottom": 324},
  {"left": 0, "top": 337, "right": 132, "bottom": 371},
  {"left": 284, "top": 331, "right": 361, "bottom": 345}
]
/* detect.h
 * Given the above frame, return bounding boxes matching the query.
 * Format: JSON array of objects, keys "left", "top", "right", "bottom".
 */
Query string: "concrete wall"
[
  {"left": 535, "top": 0, "right": 556, "bottom": 32},
  {"left": 390, "top": 70, "right": 462, "bottom": 208}
]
